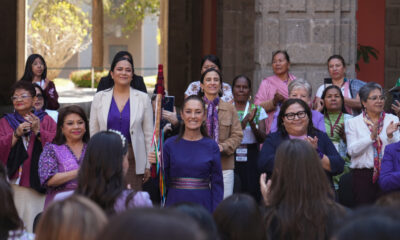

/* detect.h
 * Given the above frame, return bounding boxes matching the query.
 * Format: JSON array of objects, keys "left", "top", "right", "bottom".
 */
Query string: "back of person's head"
[
  {"left": 172, "top": 202, "right": 219, "bottom": 240},
  {"left": 269, "top": 139, "right": 333, "bottom": 203},
  {"left": 76, "top": 130, "right": 128, "bottom": 215},
  {"left": 333, "top": 206, "right": 400, "bottom": 240},
  {"left": 34, "top": 195, "right": 107, "bottom": 240},
  {"left": 97, "top": 208, "right": 206, "bottom": 240},
  {"left": 376, "top": 192, "right": 400, "bottom": 208},
  {"left": 213, "top": 194, "right": 264, "bottom": 240},
  {"left": 0, "top": 164, "right": 24, "bottom": 240},
  {"left": 265, "top": 139, "right": 342, "bottom": 240}
]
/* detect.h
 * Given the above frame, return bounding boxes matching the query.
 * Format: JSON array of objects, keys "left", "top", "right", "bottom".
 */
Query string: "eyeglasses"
[
  {"left": 284, "top": 111, "right": 307, "bottom": 120},
  {"left": 11, "top": 95, "right": 32, "bottom": 101},
  {"left": 36, "top": 94, "right": 44, "bottom": 99},
  {"left": 367, "top": 95, "right": 385, "bottom": 101}
]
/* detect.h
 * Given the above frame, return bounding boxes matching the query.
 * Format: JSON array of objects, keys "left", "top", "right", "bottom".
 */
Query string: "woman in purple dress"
[
  {"left": 76, "top": 130, "right": 152, "bottom": 215},
  {"left": 149, "top": 95, "right": 223, "bottom": 212},
  {"left": 39, "top": 105, "right": 89, "bottom": 207}
]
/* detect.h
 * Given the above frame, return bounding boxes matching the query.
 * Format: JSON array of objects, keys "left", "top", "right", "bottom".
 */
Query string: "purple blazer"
[{"left": 379, "top": 141, "right": 400, "bottom": 192}]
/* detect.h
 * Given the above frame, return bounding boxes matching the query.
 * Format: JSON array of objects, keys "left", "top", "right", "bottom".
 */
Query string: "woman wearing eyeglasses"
[
  {"left": 0, "top": 81, "right": 56, "bottom": 231},
  {"left": 345, "top": 82, "right": 400, "bottom": 205},
  {"left": 258, "top": 98, "right": 344, "bottom": 186}
]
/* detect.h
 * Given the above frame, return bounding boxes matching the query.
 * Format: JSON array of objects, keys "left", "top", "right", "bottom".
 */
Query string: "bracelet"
[{"left": 13, "top": 129, "right": 20, "bottom": 138}]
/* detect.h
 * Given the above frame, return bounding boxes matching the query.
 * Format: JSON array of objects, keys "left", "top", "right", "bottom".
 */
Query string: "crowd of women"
[{"left": 1, "top": 50, "right": 400, "bottom": 240}]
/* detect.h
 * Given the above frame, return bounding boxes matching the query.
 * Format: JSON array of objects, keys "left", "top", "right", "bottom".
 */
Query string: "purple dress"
[
  {"left": 164, "top": 136, "right": 223, "bottom": 212},
  {"left": 39, "top": 143, "right": 86, "bottom": 207}
]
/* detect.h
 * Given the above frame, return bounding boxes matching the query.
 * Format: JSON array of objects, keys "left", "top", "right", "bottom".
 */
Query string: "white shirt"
[
  {"left": 316, "top": 83, "right": 351, "bottom": 99},
  {"left": 345, "top": 113, "right": 400, "bottom": 169}
]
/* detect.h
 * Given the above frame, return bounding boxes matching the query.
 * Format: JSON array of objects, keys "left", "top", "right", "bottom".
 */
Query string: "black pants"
[
  {"left": 352, "top": 168, "right": 381, "bottom": 206},
  {"left": 234, "top": 143, "right": 261, "bottom": 202}
]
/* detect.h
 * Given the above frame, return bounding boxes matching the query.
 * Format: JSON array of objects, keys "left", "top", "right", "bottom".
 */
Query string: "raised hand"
[
  {"left": 306, "top": 136, "right": 319, "bottom": 149},
  {"left": 386, "top": 121, "right": 400, "bottom": 139}
]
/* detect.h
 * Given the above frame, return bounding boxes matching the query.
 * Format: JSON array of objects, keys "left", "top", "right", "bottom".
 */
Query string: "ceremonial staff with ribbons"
[{"left": 151, "top": 64, "right": 167, "bottom": 205}]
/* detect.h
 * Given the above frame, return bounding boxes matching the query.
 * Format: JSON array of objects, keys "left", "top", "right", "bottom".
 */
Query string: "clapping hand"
[
  {"left": 259, "top": 173, "right": 272, "bottom": 206},
  {"left": 306, "top": 136, "right": 319, "bottom": 149},
  {"left": 335, "top": 123, "right": 346, "bottom": 142},
  {"left": 272, "top": 92, "right": 285, "bottom": 106},
  {"left": 386, "top": 121, "right": 400, "bottom": 139}
]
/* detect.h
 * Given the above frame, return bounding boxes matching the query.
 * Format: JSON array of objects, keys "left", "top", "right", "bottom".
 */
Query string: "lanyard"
[{"left": 326, "top": 112, "right": 343, "bottom": 137}]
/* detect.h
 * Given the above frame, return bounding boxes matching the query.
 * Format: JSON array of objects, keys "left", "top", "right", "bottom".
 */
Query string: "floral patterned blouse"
[{"left": 184, "top": 81, "right": 233, "bottom": 102}]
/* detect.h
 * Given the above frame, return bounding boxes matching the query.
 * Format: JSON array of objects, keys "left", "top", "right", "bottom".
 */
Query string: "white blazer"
[
  {"left": 345, "top": 113, "right": 400, "bottom": 169},
  {"left": 89, "top": 87, "right": 154, "bottom": 174}
]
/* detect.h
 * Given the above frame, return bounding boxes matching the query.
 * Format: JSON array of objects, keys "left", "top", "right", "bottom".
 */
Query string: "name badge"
[{"left": 235, "top": 144, "right": 248, "bottom": 162}]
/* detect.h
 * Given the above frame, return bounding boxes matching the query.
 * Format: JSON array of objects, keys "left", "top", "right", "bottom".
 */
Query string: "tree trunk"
[{"left": 92, "top": 0, "right": 103, "bottom": 70}]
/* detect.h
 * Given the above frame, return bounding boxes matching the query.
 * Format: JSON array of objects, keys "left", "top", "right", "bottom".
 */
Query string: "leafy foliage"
[
  {"left": 106, "top": 0, "right": 160, "bottom": 33},
  {"left": 69, "top": 69, "right": 108, "bottom": 88},
  {"left": 356, "top": 44, "right": 379, "bottom": 72},
  {"left": 28, "top": 0, "right": 91, "bottom": 79}
]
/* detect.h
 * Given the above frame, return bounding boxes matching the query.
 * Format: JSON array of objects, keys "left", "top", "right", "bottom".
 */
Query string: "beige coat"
[
  {"left": 89, "top": 87, "right": 153, "bottom": 174},
  {"left": 217, "top": 101, "right": 243, "bottom": 170}
]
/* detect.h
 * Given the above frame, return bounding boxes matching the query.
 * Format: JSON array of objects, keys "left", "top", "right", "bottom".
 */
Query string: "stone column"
[
  {"left": 385, "top": 0, "right": 400, "bottom": 89},
  {"left": 216, "top": 0, "right": 255, "bottom": 84},
  {"left": 254, "top": 0, "right": 358, "bottom": 94}
]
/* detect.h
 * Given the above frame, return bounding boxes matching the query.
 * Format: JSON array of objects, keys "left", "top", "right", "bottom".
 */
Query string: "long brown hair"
[{"left": 264, "top": 139, "right": 343, "bottom": 240}]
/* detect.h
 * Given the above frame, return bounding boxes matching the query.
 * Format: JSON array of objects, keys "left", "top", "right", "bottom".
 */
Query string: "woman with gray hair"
[
  {"left": 270, "top": 78, "right": 326, "bottom": 132},
  {"left": 345, "top": 82, "right": 400, "bottom": 205}
]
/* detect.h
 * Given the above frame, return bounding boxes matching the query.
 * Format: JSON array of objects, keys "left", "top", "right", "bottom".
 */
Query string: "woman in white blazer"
[
  {"left": 345, "top": 82, "right": 400, "bottom": 206},
  {"left": 90, "top": 56, "right": 153, "bottom": 190}
]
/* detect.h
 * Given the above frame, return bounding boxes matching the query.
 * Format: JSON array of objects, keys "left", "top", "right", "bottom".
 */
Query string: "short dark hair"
[
  {"left": 272, "top": 50, "right": 290, "bottom": 63},
  {"left": 20, "top": 54, "right": 47, "bottom": 82},
  {"left": 232, "top": 74, "right": 251, "bottom": 90},
  {"left": 213, "top": 194, "right": 265, "bottom": 240},
  {"left": 277, "top": 98, "right": 315, "bottom": 136},
  {"left": 76, "top": 131, "right": 129, "bottom": 215},
  {"left": 11, "top": 81, "right": 36, "bottom": 98},
  {"left": 198, "top": 68, "right": 223, "bottom": 97},
  {"left": 171, "top": 202, "right": 219, "bottom": 240},
  {"left": 327, "top": 54, "right": 346, "bottom": 67},
  {"left": 201, "top": 54, "right": 221, "bottom": 70},
  {"left": 53, "top": 105, "right": 90, "bottom": 145}
]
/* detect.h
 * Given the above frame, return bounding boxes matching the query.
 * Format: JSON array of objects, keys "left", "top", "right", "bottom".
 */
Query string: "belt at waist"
[{"left": 170, "top": 177, "right": 210, "bottom": 190}]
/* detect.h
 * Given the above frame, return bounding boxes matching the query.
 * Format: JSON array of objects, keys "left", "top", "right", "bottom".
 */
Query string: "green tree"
[
  {"left": 28, "top": 0, "right": 91, "bottom": 80},
  {"left": 106, "top": 0, "right": 159, "bottom": 33},
  {"left": 91, "top": 0, "right": 159, "bottom": 69}
]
